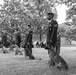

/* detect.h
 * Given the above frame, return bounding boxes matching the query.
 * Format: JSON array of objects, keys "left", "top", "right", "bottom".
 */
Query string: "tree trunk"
[
  {"left": 10, "top": 34, "right": 14, "bottom": 50},
  {"left": 40, "top": 30, "right": 42, "bottom": 42},
  {"left": 66, "top": 38, "right": 72, "bottom": 45},
  {"left": 68, "top": 40, "right": 72, "bottom": 45}
]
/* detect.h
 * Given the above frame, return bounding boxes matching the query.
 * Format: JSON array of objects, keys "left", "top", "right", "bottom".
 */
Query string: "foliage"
[
  {"left": 56, "top": 0, "right": 76, "bottom": 41},
  {"left": 0, "top": 0, "right": 61, "bottom": 42}
]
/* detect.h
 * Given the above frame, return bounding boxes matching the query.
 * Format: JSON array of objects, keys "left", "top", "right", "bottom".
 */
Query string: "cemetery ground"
[{"left": 0, "top": 47, "right": 76, "bottom": 75}]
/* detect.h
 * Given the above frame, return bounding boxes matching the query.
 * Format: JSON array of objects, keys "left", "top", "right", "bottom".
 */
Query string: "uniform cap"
[{"left": 47, "top": 12, "right": 54, "bottom": 17}]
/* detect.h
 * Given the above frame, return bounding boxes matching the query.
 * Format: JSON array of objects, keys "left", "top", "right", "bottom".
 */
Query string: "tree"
[
  {"left": 65, "top": 0, "right": 76, "bottom": 41},
  {"left": 56, "top": 0, "right": 76, "bottom": 42},
  {"left": 0, "top": 0, "right": 60, "bottom": 43},
  {"left": 22, "top": 0, "right": 58, "bottom": 42},
  {"left": 0, "top": 0, "right": 25, "bottom": 50}
]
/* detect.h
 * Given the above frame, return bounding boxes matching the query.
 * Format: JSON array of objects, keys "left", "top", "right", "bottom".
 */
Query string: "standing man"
[
  {"left": 46, "top": 12, "right": 58, "bottom": 52},
  {"left": 24, "top": 25, "right": 35, "bottom": 59}
]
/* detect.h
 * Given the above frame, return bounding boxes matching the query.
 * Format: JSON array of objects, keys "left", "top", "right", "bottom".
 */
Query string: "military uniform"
[
  {"left": 23, "top": 29, "right": 35, "bottom": 59},
  {"left": 46, "top": 19, "right": 58, "bottom": 49},
  {"left": 15, "top": 31, "right": 23, "bottom": 55},
  {"left": 24, "top": 30, "right": 33, "bottom": 53}
]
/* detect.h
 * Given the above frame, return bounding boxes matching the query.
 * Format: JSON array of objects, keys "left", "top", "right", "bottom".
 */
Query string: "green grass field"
[{"left": 0, "top": 47, "right": 76, "bottom": 75}]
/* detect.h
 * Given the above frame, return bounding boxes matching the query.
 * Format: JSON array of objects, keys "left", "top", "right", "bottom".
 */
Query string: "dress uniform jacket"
[
  {"left": 24, "top": 30, "right": 33, "bottom": 48},
  {"left": 47, "top": 19, "right": 58, "bottom": 47}
]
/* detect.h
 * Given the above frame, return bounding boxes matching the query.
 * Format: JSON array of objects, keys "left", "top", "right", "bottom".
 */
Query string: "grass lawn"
[{"left": 0, "top": 47, "right": 76, "bottom": 75}]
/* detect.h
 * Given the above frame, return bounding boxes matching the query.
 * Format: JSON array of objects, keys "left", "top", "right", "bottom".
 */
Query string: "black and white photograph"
[{"left": 0, "top": 0, "right": 76, "bottom": 75}]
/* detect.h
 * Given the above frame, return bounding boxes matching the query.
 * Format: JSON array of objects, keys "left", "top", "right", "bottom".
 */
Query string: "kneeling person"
[{"left": 2, "top": 32, "right": 10, "bottom": 53}]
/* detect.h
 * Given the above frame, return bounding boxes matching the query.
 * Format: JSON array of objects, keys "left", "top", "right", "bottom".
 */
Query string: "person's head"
[{"left": 47, "top": 12, "right": 54, "bottom": 20}]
